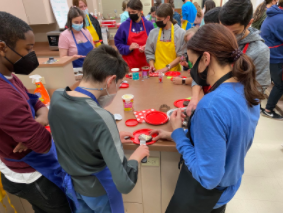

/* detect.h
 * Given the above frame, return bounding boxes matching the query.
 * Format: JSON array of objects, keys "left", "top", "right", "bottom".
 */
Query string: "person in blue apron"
[
  {"left": 0, "top": 12, "right": 71, "bottom": 213},
  {"left": 150, "top": 24, "right": 265, "bottom": 212},
  {"left": 59, "top": 7, "right": 94, "bottom": 68},
  {"left": 48, "top": 45, "right": 149, "bottom": 213}
]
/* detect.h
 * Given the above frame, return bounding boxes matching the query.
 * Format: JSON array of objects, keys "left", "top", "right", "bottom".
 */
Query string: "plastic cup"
[
  {"left": 131, "top": 68, "right": 140, "bottom": 81},
  {"left": 142, "top": 66, "right": 150, "bottom": 79},
  {"left": 122, "top": 94, "right": 134, "bottom": 111}
]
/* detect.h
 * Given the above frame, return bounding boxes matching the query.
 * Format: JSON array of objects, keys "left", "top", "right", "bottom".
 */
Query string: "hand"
[
  {"left": 170, "top": 109, "right": 184, "bottom": 130},
  {"left": 149, "top": 64, "right": 156, "bottom": 73},
  {"left": 129, "top": 145, "right": 150, "bottom": 163},
  {"left": 186, "top": 97, "right": 199, "bottom": 117},
  {"left": 139, "top": 45, "right": 146, "bottom": 53},
  {"left": 172, "top": 77, "right": 183, "bottom": 85},
  {"left": 129, "top": 43, "right": 139, "bottom": 51},
  {"left": 120, "top": 131, "right": 134, "bottom": 144},
  {"left": 73, "top": 55, "right": 86, "bottom": 59},
  {"left": 180, "top": 61, "right": 188, "bottom": 67},
  {"left": 156, "top": 67, "right": 169, "bottom": 73},
  {"left": 13, "top": 142, "right": 28, "bottom": 153},
  {"left": 149, "top": 129, "right": 172, "bottom": 141}
]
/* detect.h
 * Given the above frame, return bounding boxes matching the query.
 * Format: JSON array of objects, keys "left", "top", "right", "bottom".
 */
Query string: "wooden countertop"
[
  {"left": 34, "top": 42, "right": 59, "bottom": 57},
  {"left": 104, "top": 72, "right": 192, "bottom": 152},
  {"left": 38, "top": 56, "right": 75, "bottom": 68}
]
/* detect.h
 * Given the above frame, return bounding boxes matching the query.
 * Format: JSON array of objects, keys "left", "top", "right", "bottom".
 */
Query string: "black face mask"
[
  {"left": 5, "top": 46, "right": 39, "bottom": 75},
  {"left": 156, "top": 20, "right": 167, "bottom": 28},
  {"left": 129, "top": 13, "right": 139, "bottom": 22},
  {"left": 190, "top": 55, "right": 209, "bottom": 87}
]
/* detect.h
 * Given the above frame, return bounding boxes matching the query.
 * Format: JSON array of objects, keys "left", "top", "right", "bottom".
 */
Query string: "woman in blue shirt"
[{"left": 151, "top": 23, "right": 264, "bottom": 212}]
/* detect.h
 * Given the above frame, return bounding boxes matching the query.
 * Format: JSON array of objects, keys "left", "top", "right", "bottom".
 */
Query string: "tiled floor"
[{"left": 226, "top": 99, "right": 283, "bottom": 213}]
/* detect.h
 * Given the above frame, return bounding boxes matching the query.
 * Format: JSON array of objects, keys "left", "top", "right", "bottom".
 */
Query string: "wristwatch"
[
  {"left": 182, "top": 78, "right": 186, "bottom": 85},
  {"left": 166, "top": 64, "right": 171, "bottom": 70}
]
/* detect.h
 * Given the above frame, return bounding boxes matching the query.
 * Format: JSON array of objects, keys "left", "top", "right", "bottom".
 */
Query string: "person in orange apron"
[
  {"left": 114, "top": 0, "right": 154, "bottom": 70},
  {"left": 145, "top": 3, "right": 187, "bottom": 73}
]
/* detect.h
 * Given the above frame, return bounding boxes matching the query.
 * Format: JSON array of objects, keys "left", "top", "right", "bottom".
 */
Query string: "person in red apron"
[
  {"left": 150, "top": 24, "right": 265, "bottom": 213},
  {"left": 59, "top": 7, "right": 94, "bottom": 68},
  {"left": 114, "top": 0, "right": 154, "bottom": 70}
]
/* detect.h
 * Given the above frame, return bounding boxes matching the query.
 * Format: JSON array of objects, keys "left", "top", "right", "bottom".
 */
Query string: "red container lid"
[
  {"left": 120, "top": 83, "right": 129, "bottom": 88},
  {"left": 165, "top": 71, "right": 181, "bottom": 77},
  {"left": 125, "top": 119, "right": 139, "bottom": 127}
]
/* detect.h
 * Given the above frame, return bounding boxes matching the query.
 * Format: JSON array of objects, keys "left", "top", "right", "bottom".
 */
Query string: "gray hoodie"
[
  {"left": 145, "top": 24, "right": 187, "bottom": 63},
  {"left": 192, "top": 27, "right": 271, "bottom": 88}
]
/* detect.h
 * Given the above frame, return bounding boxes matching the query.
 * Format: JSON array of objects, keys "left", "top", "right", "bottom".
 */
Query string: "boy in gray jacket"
[{"left": 187, "top": 0, "right": 270, "bottom": 116}]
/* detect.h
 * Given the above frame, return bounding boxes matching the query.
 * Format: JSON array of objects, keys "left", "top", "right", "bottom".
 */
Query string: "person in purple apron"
[
  {"left": 48, "top": 45, "right": 150, "bottom": 213},
  {"left": 150, "top": 24, "right": 265, "bottom": 212},
  {"left": 0, "top": 12, "right": 71, "bottom": 213},
  {"left": 59, "top": 7, "right": 94, "bottom": 68}
]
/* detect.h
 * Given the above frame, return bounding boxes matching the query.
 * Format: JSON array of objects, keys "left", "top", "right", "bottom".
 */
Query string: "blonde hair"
[
  {"left": 73, "top": 0, "right": 87, "bottom": 7},
  {"left": 184, "top": 27, "right": 198, "bottom": 42},
  {"left": 122, "top": 0, "right": 129, "bottom": 11},
  {"left": 193, "top": 2, "right": 202, "bottom": 17}
]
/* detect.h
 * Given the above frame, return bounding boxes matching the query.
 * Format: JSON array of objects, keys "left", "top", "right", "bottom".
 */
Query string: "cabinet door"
[
  {"left": 124, "top": 203, "right": 144, "bottom": 213},
  {"left": 23, "top": 0, "right": 56, "bottom": 25},
  {"left": 0, "top": 0, "right": 28, "bottom": 23}
]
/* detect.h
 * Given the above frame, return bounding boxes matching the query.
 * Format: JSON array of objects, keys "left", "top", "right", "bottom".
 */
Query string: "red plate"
[
  {"left": 131, "top": 129, "right": 158, "bottom": 145},
  {"left": 144, "top": 111, "right": 169, "bottom": 125},
  {"left": 150, "top": 72, "right": 159, "bottom": 77},
  {"left": 174, "top": 99, "right": 191, "bottom": 108},
  {"left": 165, "top": 71, "right": 181, "bottom": 77},
  {"left": 45, "top": 126, "right": 51, "bottom": 133},
  {"left": 125, "top": 119, "right": 139, "bottom": 127},
  {"left": 171, "top": 76, "right": 187, "bottom": 81},
  {"left": 120, "top": 83, "right": 129, "bottom": 88}
]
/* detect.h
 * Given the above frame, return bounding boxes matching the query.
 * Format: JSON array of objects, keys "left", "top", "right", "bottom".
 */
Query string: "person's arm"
[
  {"left": 97, "top": 119, "right": 149, "bottom": 194},
  {"left": 145, "top": 30, "right": 157, "bottom": 64},
  {"left": 114, "top": 26, "right": 132, "bottom": 56},
  {"left": 35, "top": 106, "right": 49, "bottom": 126},
  {"left": 171, "top": 108, "right": 227, "bottom": 190},
  {"left": 0, "top": 90, "right": 51, "bottom": 153},
  {"left": 186, "top": 81, "right": 202, "bottom": 116}
]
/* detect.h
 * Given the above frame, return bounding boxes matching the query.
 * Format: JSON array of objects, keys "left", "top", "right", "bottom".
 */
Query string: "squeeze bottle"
[{"left": 29, "top": 75, "right": 50, "bottom": 106}]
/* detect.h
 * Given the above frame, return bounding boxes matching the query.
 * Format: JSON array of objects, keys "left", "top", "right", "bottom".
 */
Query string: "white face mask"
[{"left": 97, "top": 79, "right": 117, "bottom": 108}]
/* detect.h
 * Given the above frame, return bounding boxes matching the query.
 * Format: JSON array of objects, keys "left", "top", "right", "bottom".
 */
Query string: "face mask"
[
  {"left": 83, "top": 8, "right": 89, "bottom": 15},
  {"left": 129, "top": 13, "right": 139, "bottom": 22},
  {"left": 190, "top": 55, "right": 209, "bottom": 87},
  {"left": 97, "top": 79, "right": 118, "bottom": 108},
  {"left": 156, "top": 20, "right": 167, "bottom": 28},
  {"left": 72, "top": 23, "right": 83, "bottom": 31},
  {"left": 4, "top": 44, "right": 39, "bottom": 75}
]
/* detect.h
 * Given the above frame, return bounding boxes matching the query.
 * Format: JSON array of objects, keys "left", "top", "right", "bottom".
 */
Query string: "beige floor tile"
[
  {"left": 264, "top": 158, "right": 283, "bottom": 178},
  {"left": 244, "top": 156, "right": 274, "bottom": 177},
  {"left": 254, "top": 200, "right": 283, "bottom": 213},
  {"left": 246, "top": 144, "right": 263, "bottom": 158},
  {"left": 226, "top": 198, "right": 259, "bottom": 213},
  {"left": 234, "top": 175, "right": 283, "bottom": 201}
]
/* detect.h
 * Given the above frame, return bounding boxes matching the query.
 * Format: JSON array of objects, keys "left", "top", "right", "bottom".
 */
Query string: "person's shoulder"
[
  {"left": 149, "top": 27, "right": 160, "bottom": 35},
  {"left": 174, "top": 24, "right": 185, "bottom": 33},
  {"left": 60, "top": 29, "right": 71, "bottom": 36}
]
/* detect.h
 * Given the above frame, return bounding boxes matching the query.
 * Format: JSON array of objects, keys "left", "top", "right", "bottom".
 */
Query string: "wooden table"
[{"left": 105, "top": 72, "right": 192, "bottom": 152}]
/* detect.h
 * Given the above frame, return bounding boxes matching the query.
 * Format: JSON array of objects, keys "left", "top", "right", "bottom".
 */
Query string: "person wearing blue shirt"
[
  {"left": 120, "top": 0, "right": 130, "bottom": 23},
  {"left": 151, "top": 24, "right": 264, "bottom": 213},
  {"left": 181, "top": 0, "right": 197, "bottom": 30}
]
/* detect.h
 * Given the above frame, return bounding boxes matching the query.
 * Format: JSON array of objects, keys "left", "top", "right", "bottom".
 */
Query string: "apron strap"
[
  {"left": 71, "top": 30, "right": 90, "bottom": 46},
  {"left": 243, "top": 43, "right": 250, "bottom": 54}
]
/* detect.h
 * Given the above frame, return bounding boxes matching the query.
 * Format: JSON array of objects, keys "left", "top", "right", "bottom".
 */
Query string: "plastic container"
[
  {"left": 142, "top": 66, "right": 150, "bottom": 79},
  {"left": 131, "top": 68, "right": 140, "bottom": 81},
  {"left": 158, "top": 72, "right": 163, "bottom": 83},
  {"left": 122, "top": 94, "right": 134, "bottom": 111},
  {"left": 29, "top": 75, "right": 50, "bottom": 106}
]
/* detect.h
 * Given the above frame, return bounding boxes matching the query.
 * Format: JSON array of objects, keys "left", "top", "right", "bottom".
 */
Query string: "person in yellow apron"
[
  {"left": 74, "top": 0, "right": 103, "bottom": 47},
  {"left": 181, "top": 0, "right": 197, "bottom": 30},
  {"left": 145, "top": 3, "right": 187, "bottom": 73}
]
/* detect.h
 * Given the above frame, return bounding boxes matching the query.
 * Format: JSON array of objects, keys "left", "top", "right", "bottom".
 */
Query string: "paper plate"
[
  {"left": 120, "top": 83, "right": 129, "bottom": 88},
  {"left": 125, "top": 119, "right": 139, "bottom": 127},
  {"left": 167, "top": 107, "right": 187, "bottom": 119},
  {"left": 165, "top": 71, "right": 181, "bottom": 77},
  {"left": 131, "top": 129, "right": 158, "bottom": 145},
  {"left": 174, "top": 99, "right": 191, "bottom": 108},
  {"left": 144, "top": 111, "right": 169, "bottom": 125}
]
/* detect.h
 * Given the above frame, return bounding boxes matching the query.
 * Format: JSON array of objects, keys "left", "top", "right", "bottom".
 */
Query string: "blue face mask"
[
  {"left": 83, "top": 8, "right": 89, "bottom": 15},
  {"left": 72, "top": 23, "right": 83, "bottom": 31}
]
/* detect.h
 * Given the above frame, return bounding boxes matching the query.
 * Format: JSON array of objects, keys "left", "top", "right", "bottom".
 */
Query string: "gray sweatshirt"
[
  {"left": 192, "top": 27, "right": 271, "bottom": 88},
  {"left": 145, "top": 24, "right": 187, "bottom": 63},
  {"left": 49, "top": 88, "right": 138, "bottom": 197}
]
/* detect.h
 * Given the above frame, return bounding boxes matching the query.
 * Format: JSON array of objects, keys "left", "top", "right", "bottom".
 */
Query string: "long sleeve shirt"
[
  {"left": 172, "top": 83, "right": 260, "bottom": 208},
  {"left": 0, "top": 74, "right": 51, "bottom": 173}
]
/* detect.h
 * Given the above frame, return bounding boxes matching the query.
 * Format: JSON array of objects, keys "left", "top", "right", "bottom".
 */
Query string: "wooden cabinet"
[
  {"left": 23, "top": 0, "right": 56, "bottom": 25},
  {"left": 0, "top": 0, "right": 29, "bottom": 23}
]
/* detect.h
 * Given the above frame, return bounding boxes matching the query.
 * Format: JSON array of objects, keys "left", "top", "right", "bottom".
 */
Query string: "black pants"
[
  {"left": 1, "top": 173, "right": 71, "bottom": 213},
  {"left": 212, "top": 204, "right": 227, "bottom": 213},
  {"left": 266, "top": 63, "right": 283, "bottom": 111}
]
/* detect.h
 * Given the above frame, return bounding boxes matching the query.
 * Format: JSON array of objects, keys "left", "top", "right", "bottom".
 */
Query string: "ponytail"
[
  {"left": 253, "top": 1, "right": 268, "bottom": 22},
  {"left": 232, "top": 54, "right": 265, "bottom": 107}
]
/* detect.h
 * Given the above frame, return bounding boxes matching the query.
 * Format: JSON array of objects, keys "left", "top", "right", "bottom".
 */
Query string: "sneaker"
[{"left": 261, "top": 110, "right": 283, "bottom": 120}]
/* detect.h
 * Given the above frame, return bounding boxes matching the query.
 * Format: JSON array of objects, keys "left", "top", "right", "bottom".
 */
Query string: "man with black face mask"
[
  {"left": 0, "top": 12, "right": 71, "bottom": 213},
  {"left": 114, "top": 0, "right": 154, "bottom": 70}
]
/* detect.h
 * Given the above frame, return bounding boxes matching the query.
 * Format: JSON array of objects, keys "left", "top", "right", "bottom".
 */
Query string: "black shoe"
[{"left": 261, "top": 110, "right": 283, "bottom": 120}]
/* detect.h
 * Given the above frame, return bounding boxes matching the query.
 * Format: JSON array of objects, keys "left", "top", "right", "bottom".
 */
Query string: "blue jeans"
[
  {"left": 266, "top": 63, "right": 283, "bottom": 111},
  {"left": 75, "top": 192, "right": 111, "bottom": 213}
]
